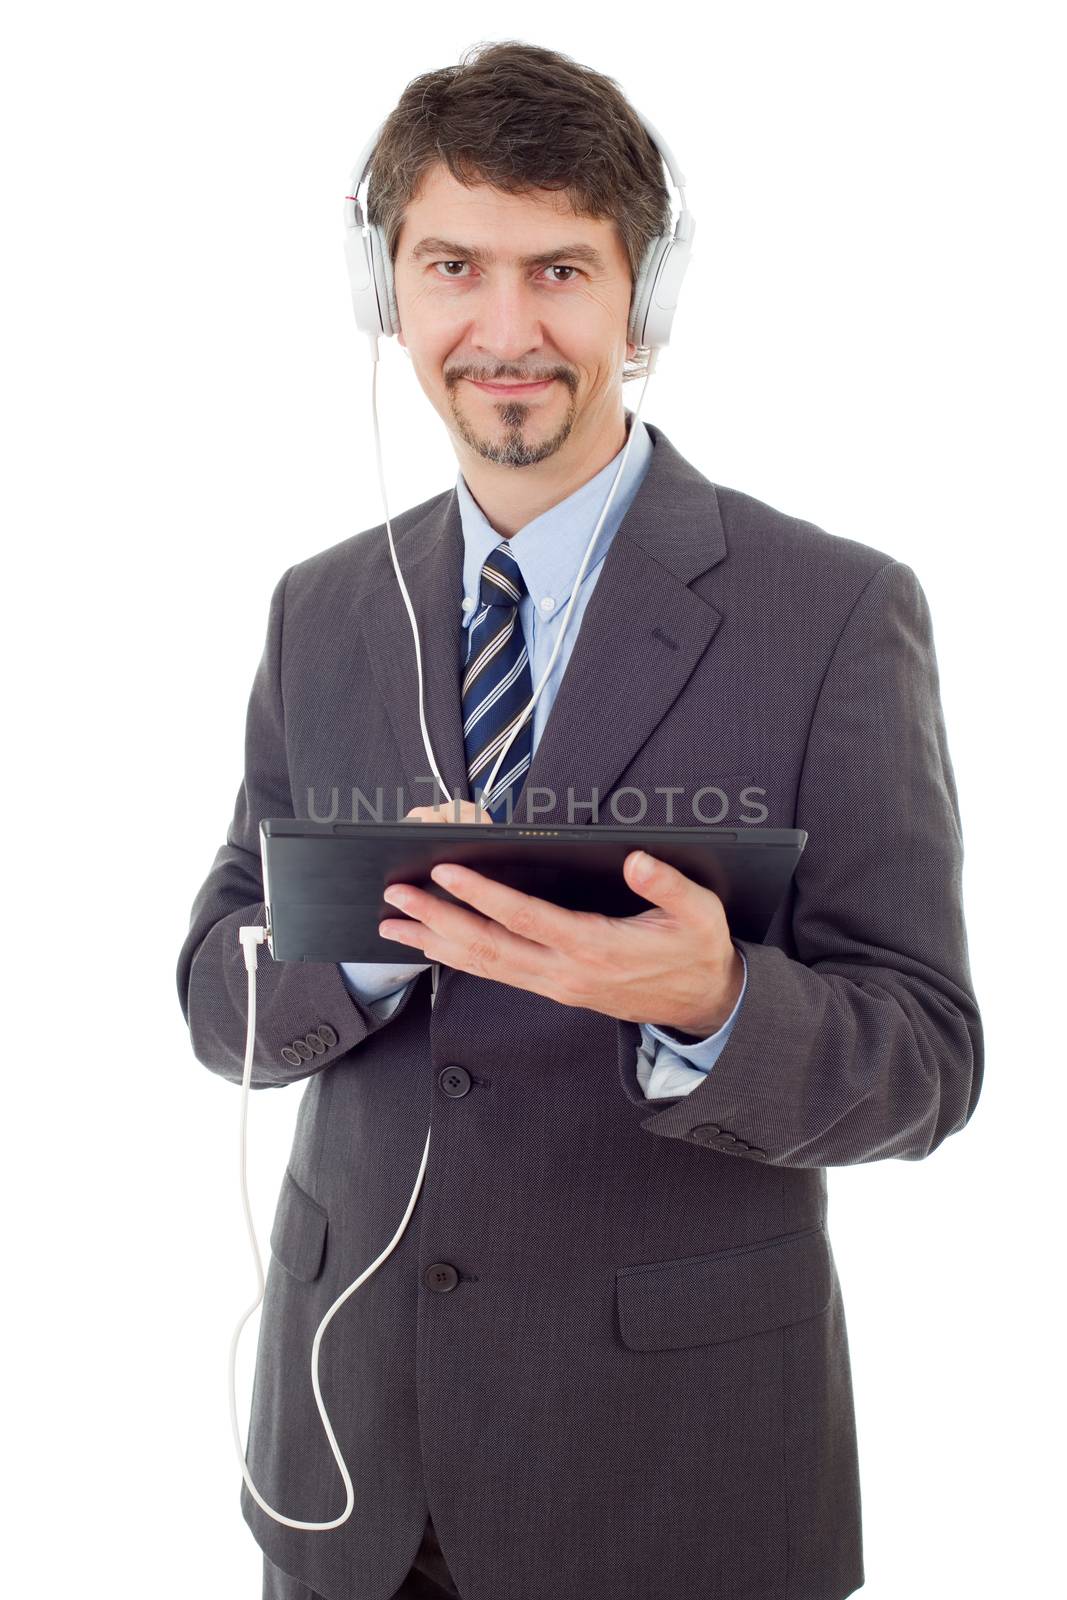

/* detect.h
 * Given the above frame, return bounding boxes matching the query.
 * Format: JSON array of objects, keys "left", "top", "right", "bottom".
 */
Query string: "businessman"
[{"left": 177, "top": 40, "right": 983, "bottom": 1600}]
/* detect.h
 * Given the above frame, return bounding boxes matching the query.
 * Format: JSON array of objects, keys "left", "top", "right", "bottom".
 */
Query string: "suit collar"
[
  {"left": 360, "top": 418, "right": 728, "bottom": 824},
  {"left": 454, "top": 411, "right": 653, "bottom": 619}
]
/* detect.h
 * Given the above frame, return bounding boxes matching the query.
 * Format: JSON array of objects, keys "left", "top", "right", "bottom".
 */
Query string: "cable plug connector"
[{"left": 239, "top": 923, "right": 268, "bottom": 973}]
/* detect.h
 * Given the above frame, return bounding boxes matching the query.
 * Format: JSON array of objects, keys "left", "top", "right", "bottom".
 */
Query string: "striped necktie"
[{"left": 461, "top": 542, "right": 535, "bottom": 822}]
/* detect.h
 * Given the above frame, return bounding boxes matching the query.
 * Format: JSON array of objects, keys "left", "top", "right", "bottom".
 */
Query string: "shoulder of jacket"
[
  {"left": 281, "top": 487, "right": 454, "bottom": 601},
  {"left": 713, "top": 480, "right": 898, "bottom": 593}
]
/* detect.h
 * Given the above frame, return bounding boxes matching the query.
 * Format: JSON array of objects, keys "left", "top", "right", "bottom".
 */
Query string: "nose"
[{"left": 468, "top": 274, "right": 549, "bottom": 370}]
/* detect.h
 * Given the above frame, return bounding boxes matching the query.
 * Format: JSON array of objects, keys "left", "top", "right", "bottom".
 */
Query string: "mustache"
[{"left": 448, "top": 370, "right": 573, "bottom": 386}]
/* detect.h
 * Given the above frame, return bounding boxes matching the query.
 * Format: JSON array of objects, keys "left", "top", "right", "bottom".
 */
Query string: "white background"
[{"left": 3, "top": 3, "right": 1062, "bottom": 1595}]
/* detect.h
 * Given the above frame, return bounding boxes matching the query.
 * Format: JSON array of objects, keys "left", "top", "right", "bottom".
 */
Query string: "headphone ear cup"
[
  {"left": 628, "top": 219, "right": 695, "bottom": 352},
  {"left": 368, "top": 224, "right": 398, "bottom": 339},
  {"left": 628, "top": 235, "right": 660, "bottom": 349},
  {"left": 344, "top": 224, "right": 386, "bottom": 338}
]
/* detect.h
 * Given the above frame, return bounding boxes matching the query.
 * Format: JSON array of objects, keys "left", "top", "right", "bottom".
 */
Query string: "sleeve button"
[
  {"left": 304, "top": 1031, "right": 327, "bottom": 1055},
  {"left": 280, "top": 1046, "right": 302, "bottom": 1066},
  {"left": 316, "top": 1023, "right": 338, "bottom": 1047},
  {"left": 689, "top": 1124, "right": 722, "bottom": 1143}
]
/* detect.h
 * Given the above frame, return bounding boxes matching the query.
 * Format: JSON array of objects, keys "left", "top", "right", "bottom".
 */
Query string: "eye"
[{"left": 430, "top": 261, "right": 581, "bottom": 283}]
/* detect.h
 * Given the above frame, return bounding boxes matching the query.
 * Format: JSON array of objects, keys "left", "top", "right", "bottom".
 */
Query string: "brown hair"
[{"left": 367, "top": 39, "right": 672, "bottom": 383}]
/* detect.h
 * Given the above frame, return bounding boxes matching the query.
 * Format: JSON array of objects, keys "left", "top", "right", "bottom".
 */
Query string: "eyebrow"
[{"left": 409, "top": 236, "right": 607, "bottom": 272}]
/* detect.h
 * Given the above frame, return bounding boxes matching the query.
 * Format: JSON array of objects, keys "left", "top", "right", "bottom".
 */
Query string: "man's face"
[{"left": 393, "top": 163, "right": 637, "bottom": 468}]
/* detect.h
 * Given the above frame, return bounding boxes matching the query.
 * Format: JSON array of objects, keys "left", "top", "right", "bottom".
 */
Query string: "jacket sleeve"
[
  {"left": 640, "top": 559, "right": 984, "bottom": 1166},
  {"left": 176, "top": 567, "right": 421, "bottom": 1089}
]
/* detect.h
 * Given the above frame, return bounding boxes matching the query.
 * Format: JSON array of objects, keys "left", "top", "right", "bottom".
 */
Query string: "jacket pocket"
[
  {"left": 269, "top": 1168, "right": 328, "bottom": 1282},
  {"left": 616, "top": 1224, "right": 832, "bottom": 1351}
]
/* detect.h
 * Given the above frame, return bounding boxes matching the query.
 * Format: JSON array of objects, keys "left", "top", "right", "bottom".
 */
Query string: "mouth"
[{"left": 468, "top": 378, "right": 556, "bottom": 396}]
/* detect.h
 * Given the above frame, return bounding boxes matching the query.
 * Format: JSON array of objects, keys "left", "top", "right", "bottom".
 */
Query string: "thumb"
[{"left": 624, "top": 849, "right": 702, "bottom": 914}]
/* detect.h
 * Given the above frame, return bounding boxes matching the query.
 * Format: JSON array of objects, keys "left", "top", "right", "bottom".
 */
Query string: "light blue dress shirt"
[{"left": 338, "top": 410, "right": 747, "bottom": 1099}]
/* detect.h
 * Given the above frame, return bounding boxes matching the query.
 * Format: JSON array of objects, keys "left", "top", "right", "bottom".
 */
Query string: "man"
[{"left": 177, "top": 41, "right": 983, "bottom": 1600}]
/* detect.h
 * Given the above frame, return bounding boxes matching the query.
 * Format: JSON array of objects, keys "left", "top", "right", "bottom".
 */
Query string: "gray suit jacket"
[{"left": 176, "top": 419, "right": 983, "bottom": 1600}]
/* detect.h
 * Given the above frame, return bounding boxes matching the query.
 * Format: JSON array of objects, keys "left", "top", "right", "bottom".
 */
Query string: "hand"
[
  {"left": 378, "top": 848, "right": 745, "bottom": 1036},
  {"left": 382, "top": 803, "right": 494, "bottom": 974},
  {"left": 402, "top": 800, "right": 494, "bottom": 825}
]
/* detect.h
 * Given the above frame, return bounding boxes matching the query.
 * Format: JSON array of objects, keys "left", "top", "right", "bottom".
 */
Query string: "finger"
[
  {"left": 622, "top": 850, "right": 721, "bottom": 920},
  {"left": 404, "top": 800, "right": 492, "bottom": 824},
  {"left": 404, "top": 804, "right": 453, "bottom": 823},
  {"left": 427, "top": 863, "right": 603, "bottom": 956},
  {"left": 381, "top": 883, "right": 560, "bottom": 982},
  {"left": 378, "top": 918, "right": 427, "bottom": 947}
]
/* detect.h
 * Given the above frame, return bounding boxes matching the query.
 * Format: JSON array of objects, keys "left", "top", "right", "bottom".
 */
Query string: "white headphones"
[{"left": 342, "top": 107, "right": 696, "bottom": 352}]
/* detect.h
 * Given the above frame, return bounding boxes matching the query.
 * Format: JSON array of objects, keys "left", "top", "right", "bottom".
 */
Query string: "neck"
[{"left": 457, "top": 406, "right": 632, "bottom": 539}]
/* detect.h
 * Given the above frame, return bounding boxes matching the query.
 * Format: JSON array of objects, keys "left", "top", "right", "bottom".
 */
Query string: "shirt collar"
[{"left": 455, "top": 409, "right": 653, "bottom": 621}]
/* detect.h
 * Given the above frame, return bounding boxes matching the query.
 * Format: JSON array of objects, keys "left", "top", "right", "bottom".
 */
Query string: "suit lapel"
[
  {"left": 359, "top": 488, "right": 471, "bottom": 812},
  {"left": 359, "top": 420, "right": 729, "bottom": 824}
]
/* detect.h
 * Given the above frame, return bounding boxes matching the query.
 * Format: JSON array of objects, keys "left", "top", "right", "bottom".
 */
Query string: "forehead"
[{"left": 397, "top": 161, "right": 623, "bottom": 265}]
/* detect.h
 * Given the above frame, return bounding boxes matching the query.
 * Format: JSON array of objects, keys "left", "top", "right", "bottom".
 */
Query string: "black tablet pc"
[{"left": 259, "top": 818, "right": 807, "bottom": 963}]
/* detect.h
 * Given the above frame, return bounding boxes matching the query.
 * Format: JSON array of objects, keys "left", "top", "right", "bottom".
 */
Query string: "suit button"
[
  {"left": 747, "top": 1147, "right": 768, "bottom": 1160},
  {"left": 281, "top": 1046, "right": 302, "bottom": 1066},
  {"left": 424, "top": 1262, "right": 459, "bottom": 1293},
  {"left": 438, "top": 1064, "right": 471, "bottom": 1098},
  {"left": 304, "top": 1031, "right": 327, "bottom": 1055},
  {"left": 690, "top": 1124, "right": 722, "bottom": 1144},
  {"left": 292, "top": 1038, "right": 314, "bottom": 1061},
  {"left": 316, "top": 1023, "right": 338, "bottom": 1047}
]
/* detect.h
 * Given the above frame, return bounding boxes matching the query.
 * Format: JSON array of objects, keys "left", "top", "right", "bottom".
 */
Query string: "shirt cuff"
[
  {"left": 635, "top": 1037, "right": 716, "bottom": 1099},
  {"left": 641, "top": 947, "right": 748, "bottom": 1066},
  {"left": 338, "top": 960, "right": 430, "bottom": 1006}
]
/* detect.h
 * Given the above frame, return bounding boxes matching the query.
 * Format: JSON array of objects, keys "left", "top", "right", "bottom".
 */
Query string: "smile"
[{"left": 469, "top": 378, "right": 556, "bottom": 395}]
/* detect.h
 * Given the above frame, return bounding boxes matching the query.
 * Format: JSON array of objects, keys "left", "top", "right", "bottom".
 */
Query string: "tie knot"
[{"left": 478, "top": 543, "right": 527, "bottom": 609}]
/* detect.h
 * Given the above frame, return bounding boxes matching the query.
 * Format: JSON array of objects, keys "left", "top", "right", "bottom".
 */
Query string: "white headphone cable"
[{"left": 231, "top": 337, "right": 656, "bottom": 1529}]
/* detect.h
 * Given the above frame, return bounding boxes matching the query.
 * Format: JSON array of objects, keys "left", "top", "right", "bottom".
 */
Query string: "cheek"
[
  {"left": 394, "top": 290, "right": 457, "bottom": 354},
  {"left": 557, "top": 311, "right": 627, "bottom": 371}
]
